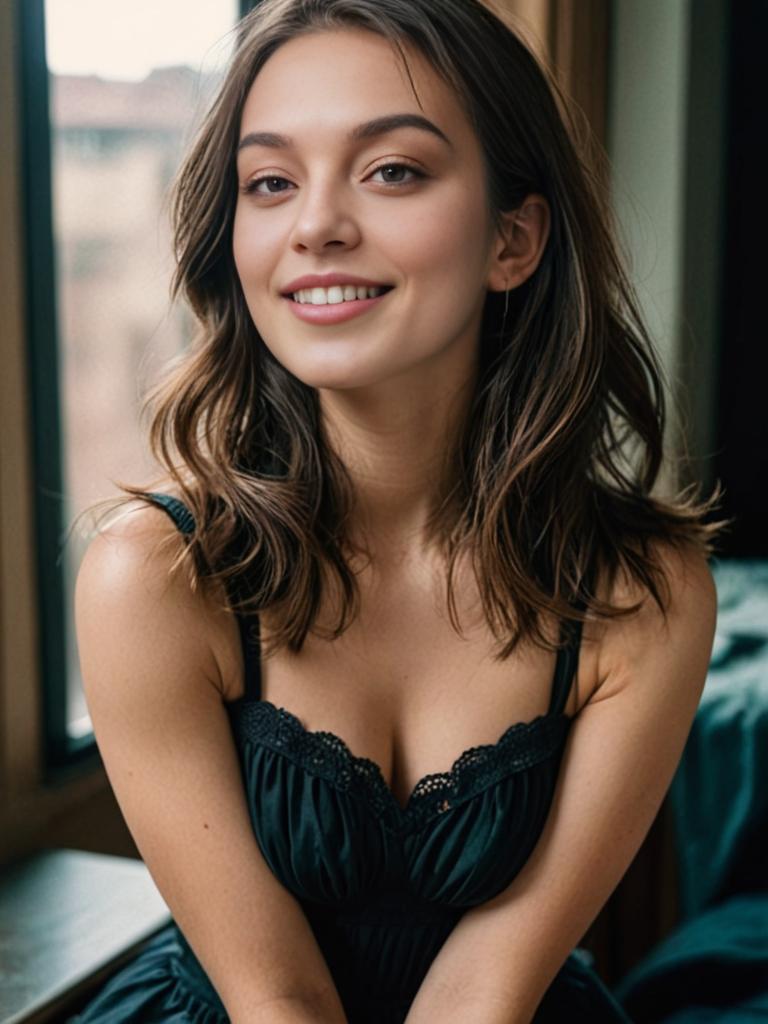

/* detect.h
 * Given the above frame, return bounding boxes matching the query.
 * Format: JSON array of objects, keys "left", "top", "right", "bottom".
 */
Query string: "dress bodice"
[{"left": 150, "top": 493, "right": 597, "bottom": 1021}]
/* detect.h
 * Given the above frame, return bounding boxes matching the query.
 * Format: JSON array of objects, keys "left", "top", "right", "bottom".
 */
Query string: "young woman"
[{"left": 72, "top": 1, "right": 725, "bottom": 1021}]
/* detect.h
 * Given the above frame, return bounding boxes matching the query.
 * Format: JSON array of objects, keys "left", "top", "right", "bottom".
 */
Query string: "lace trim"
[{"left": 226, "top": 699, "right": 570, "bottom": 830}]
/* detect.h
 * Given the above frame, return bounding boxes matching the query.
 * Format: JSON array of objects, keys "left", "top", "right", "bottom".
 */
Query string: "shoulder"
[
  {"left": 75, "top": 500, "right": 236, "bottom": 698},
  {"left": 589, "top": 540, "right": 717, "bottom": 704},
  {"left": 77, "top": 499, "right": 193, "bottom": 604},
  {"left": 602, "top": 539, "right": 716, "bottom": 620}
]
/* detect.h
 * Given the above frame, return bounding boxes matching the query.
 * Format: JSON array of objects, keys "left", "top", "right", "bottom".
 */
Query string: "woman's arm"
[
  {"left": 404, "top": 542, "right": 717, "bottom": 1024},
  {"left": 75, "top": 506, "right": 347, "bottom": 1024}
]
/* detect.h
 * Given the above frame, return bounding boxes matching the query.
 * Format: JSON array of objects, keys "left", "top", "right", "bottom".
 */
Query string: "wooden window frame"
[{"left": 0, "top": 0, "right": 254, "bottom": 867}]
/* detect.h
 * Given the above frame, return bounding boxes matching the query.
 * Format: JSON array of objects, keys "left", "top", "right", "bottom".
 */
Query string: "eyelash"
[{"left": 240, "top": 160, "right": 427, "bottom": 196}]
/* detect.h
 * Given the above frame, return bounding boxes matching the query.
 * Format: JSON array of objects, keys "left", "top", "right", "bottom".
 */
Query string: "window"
[{"left": 19, "top": 0, "right": 245, "bottom": 776}]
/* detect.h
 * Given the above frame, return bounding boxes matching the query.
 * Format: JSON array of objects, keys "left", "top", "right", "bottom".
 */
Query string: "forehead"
[{"left": 239, "top": 27, "right": 473, "bottom": 144}]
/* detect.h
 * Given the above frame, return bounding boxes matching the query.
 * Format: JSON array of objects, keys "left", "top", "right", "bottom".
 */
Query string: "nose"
[{"left": 288, "top": 176, "right": 361, "bottom": 254}]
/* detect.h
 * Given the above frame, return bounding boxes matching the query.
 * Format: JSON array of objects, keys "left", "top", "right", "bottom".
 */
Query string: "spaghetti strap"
[
  {"left": 141, "top": 491, "right": 262, "bottom": 702},
  {"left": 239, "top": 613, "right": 262, "bottom": 701},
  {"left": 548, "top": 597, "right": 588, "bottom": 717},
  {"left": 143, "top": 491, "right": 195, "bottom": 536},
  {"left": 548, "top": 617, "right": 583, "bottom": 717}
]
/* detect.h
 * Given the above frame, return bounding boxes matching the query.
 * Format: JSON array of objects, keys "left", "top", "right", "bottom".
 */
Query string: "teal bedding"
[
  {"left": 673, "top": 558, "right": 768, "bottom": 917},
  {"left": 616, "top": 558, "right": 768, "bottom": 1021}
]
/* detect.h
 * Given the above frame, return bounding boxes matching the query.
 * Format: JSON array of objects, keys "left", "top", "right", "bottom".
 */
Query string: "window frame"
[
  {"left": 17, "top": 0, "right": 74, "bottom": 780},
  {"left": 17, "top": 0, "right": 255, "bottom": 781}
]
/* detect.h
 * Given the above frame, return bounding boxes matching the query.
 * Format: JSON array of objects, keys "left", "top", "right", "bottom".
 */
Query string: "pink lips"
[
  {"left": 285, "top": 290, "right": 391, "bottom": 325},
  {"left": 279, "top": 272, "right": 394, "bottom": 326}
]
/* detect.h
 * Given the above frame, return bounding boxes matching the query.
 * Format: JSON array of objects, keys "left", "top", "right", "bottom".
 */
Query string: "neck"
[{"left": 319, "top": 369, "right": 476, "bottom": 557}]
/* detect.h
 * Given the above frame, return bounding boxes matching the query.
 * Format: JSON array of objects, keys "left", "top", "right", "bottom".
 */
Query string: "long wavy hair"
[{"left": 124, "top": 0, "right": 728, "bottom": 658}]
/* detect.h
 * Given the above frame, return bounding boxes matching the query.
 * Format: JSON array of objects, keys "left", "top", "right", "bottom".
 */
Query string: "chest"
[{"left": 222, "top": 563, "right": 597, "bottom": 810}]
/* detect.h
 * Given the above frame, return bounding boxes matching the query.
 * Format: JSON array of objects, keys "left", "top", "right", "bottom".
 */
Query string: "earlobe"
[{"left": 487, "top": 194, "right": 550, "bottom": 293}]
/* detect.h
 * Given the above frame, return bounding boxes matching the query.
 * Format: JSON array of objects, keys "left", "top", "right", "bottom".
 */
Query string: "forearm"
[
  {"left": 232, "top": 988, "right": 348, "bottom": 1024},
  {"left": 405, "top": 984, "right": 533, "bottom": 1024},
  {"left": 404, "top": 929, "right": 542, "bottom": 1024}
]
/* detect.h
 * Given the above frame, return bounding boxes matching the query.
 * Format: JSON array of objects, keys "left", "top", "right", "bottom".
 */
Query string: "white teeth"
[{"left": 291, "top": 285, "right": 387, "bottom": 305}]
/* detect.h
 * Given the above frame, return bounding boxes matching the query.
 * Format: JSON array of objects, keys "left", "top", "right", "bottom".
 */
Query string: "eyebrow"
[{"left": 236, "top": 113, "right": 453, "bottom": 154}]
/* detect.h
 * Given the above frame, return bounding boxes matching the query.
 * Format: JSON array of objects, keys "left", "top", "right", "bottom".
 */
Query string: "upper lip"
[{"left": 280, "top": 273, "right": 392, "bottom": 295}]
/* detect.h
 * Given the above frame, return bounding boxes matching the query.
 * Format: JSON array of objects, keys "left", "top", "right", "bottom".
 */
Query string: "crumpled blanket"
[{"left": 615, "top": 558, "right": 768, "bottom": 1022}]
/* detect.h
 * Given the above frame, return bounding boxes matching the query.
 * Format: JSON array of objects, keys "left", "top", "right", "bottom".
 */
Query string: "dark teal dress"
[{"left": 72, "top": 494, "right": 631, "bottom": 1023}]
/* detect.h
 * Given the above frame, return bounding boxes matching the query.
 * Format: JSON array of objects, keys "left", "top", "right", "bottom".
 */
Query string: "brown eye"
[
  {"left": 369, "top": 162, "right": 425, "bottom": 186},
  {"left": 243, "top": 175, "right": 294, "bottom": 195}
]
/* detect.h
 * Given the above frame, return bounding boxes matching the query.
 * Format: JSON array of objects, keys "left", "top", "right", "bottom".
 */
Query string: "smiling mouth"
[{"left": 285, "top": 285, "right": 394, "bottom": 305}]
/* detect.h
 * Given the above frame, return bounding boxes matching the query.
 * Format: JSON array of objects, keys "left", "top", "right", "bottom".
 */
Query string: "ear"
[{"left": 486, "top": 193, "right": 551, "bottom": 293}]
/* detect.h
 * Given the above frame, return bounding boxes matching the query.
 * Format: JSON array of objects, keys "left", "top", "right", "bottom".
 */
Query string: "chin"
[
  {"left": 266, "top": 346, "right": 391, "bottom": 392},
  {"left": 290, "top": 367, "right": 384, "bottom": 392}
]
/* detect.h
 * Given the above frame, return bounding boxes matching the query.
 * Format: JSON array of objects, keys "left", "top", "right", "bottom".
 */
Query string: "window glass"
[{"left": 44, "top": 0, "right": 240, "bottom": 739}]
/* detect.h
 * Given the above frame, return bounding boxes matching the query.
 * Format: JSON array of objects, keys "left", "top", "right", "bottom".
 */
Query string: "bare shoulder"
[
  {"left": 589, "top": 540, "right": 718, "bottom": 703},
  {"left": 77, "top": 500, "right": 195, "bottom": 613},
  {"left": 601, "top": 539, "right": 717, "bottom": 619},
  {"left": 75, "top": 500, "right": 236, "bottom": 699}
]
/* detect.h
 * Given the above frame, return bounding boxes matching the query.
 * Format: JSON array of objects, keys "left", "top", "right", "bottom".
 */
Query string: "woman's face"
[{"left": 232, "top": 28, "right": 503, "bottom": 393}]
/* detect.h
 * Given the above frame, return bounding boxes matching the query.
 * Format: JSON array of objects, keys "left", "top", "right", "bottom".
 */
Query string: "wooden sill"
[{"left": 0, "top": 849, "right": 171, "bottom": 1024}]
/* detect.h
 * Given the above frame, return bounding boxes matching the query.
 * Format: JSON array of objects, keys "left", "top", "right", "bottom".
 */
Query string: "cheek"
[
  {"left": 231, "top": 214, "right": 279, "bottom": 350},
  {"left": 385, "top": 187, "right": 492, "bottom": 288},
  {"left": 232, "top": 207, "right": 281, "bottom": 290},
  {"left": 232, "top": 212, "right": 255, "bottom": 288},
  {"left": 385, "top": 196, "right": 493, "bottom": 338}
]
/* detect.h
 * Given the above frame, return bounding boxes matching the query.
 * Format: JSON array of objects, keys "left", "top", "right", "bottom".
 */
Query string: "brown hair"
[{"left": 125, "top": 0, "right": 728, "bottom": 657}]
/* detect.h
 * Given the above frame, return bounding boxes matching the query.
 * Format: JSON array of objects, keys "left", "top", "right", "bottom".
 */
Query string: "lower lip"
[{"left": 284, "top": 291, "right": 391, "bottom": 325}]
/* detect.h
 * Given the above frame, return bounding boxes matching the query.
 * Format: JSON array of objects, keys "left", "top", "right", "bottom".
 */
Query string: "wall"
[{"left": 607, "top": 0, "right": 729, "bottom": 496}]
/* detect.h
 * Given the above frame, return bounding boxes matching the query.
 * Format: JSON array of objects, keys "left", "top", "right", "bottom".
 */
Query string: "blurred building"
[{"left": 52, "top": 67, "right": 210, "bottom": 515}]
